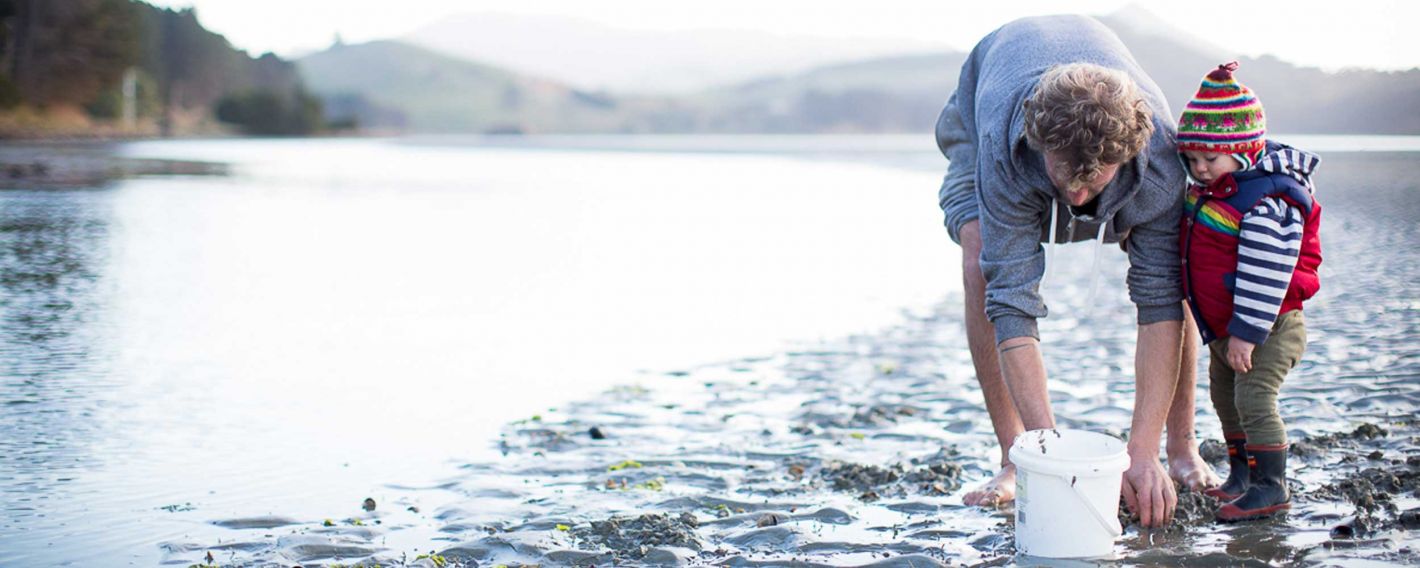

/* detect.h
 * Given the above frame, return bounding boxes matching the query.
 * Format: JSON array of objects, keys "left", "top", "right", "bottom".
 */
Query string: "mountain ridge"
[
  {"left": 297, "top": 12, "right": 1420, "bottom": 135},
  {"left": 402, "top": 12, "right": 948, "bottom": 95}
]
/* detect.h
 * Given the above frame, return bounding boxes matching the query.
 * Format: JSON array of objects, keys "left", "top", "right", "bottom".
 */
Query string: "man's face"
[{"left": 1044, "top": 150, "right": 1121, "bottom": 207}]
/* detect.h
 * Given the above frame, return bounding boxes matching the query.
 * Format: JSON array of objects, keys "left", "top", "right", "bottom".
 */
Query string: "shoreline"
[
  {"left": 0, "top": 143, "right": 229, "bottom": 189},
  {"left": 12, "top": 133, "right": 1418, "bottom": 191}
]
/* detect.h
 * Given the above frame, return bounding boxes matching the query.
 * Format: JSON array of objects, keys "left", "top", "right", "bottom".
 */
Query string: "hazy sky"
[{"left": 147, "top": 0, "right": 1418, "bottom": 72}]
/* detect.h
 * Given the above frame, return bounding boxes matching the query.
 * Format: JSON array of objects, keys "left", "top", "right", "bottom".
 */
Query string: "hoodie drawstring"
[
  {"left": 1085, "top": 220, "right": 1108, "bottom": 321},
  {"left": 1042, "top": 198, "right": 1059, "bottom": 290},
  {"left": 1041, "top": 198, "right": 1109, "bottom": 321}
]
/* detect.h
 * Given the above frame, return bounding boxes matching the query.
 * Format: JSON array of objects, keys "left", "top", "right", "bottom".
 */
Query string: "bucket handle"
[{"left": 1061, "top": 473, "right": 1124, "bottom": 538}]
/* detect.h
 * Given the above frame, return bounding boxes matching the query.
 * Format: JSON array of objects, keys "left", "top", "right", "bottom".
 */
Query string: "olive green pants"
[{"left": 1208, "top": 309, "right": 1307, "bottom": 446}]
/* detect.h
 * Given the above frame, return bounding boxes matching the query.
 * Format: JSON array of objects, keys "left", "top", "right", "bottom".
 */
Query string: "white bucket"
[{"left": 1009, "top": 428, "right": 1131, "bottom": 559}]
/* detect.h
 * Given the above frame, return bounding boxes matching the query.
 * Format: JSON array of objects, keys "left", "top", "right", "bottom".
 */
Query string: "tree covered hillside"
[{"left": 0, "top": 0, "right": 322, "bottom": 137}]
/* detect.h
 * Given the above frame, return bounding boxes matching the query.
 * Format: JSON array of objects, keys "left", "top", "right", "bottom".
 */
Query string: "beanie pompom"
[{"left": 1206, "top": 61, "right": 1240, "bottom": 82}]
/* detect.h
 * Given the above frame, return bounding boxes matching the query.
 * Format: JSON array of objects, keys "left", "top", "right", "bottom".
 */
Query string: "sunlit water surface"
[{"left": 0, "top": 136, "right": 954, "bottom": 565}]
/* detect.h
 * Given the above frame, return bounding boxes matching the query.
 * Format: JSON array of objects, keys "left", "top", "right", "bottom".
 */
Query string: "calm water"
[
  {"left": 2, "top": 135, "right": 1417, "bottom": 566},
  {"left": 0, "top": 136, "right": 952, "bottom": 565}
]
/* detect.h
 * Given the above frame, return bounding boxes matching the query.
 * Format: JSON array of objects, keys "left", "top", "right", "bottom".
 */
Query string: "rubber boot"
[
  {"left": 1217, "top": 444, "right": 1291, "bottom": 521},
  {"left": 1204, "top": 433, "right": 1249, "bottom": 501}
]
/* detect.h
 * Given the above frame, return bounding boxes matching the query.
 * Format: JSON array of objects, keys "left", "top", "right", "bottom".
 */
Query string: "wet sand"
[
  {"left": 155, "top": 151, "right": 1420, "bottom": 566},
  {"left": 164, "top": 319, "right": 1419, "bottom": 566}
]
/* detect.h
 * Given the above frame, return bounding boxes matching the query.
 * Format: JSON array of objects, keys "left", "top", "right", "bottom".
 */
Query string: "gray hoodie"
[{"left": 936, "top": 15, "right": 1187, "bottom": 343}]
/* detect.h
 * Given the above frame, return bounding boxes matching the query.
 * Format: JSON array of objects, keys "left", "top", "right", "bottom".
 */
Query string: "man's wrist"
[{"left": 1127, "top": 437, "right": 1161, "bottom": 459}]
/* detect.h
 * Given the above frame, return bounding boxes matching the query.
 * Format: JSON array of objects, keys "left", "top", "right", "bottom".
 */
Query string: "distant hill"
[
  {"left": 683, "top": 53, "right": 964, "bottom": 133},
  {"left": 296, "top": 40, "right": 659, "bottom": 133},
  {"left": 1098, "top": 9, "right": 1420, "bottom": 135},
  {"left": 404, "top": 12, "right": 945, "bottom": 95},
  {"left": 683, "top": 9, "right": 1420, "bottom": 135},
  {"left": 296, "top": 10, "right": 1420, "bottom": 135}
]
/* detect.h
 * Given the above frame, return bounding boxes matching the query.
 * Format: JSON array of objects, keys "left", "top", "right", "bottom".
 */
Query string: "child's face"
[{"left": 1182, "top": 150, "right": 1242, "bottom": 185}]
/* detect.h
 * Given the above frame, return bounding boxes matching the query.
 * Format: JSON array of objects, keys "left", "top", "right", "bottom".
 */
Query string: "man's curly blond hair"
[{"left": 1023, "top": 63, "right": 1154, "bottom": 186}]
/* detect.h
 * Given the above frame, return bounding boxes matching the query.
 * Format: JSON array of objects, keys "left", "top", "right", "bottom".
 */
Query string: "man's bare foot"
[
  {"left": 1167, "top": 450, "right": 1222, "bottom": 492},
  {"left": 963, "top": 464, "right": 1016, "bottom": 507}
]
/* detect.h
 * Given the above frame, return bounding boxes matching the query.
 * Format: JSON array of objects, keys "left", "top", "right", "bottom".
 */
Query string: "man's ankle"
[{"left": 1165, "top": 436, "right": 1201, "bottom": 457}]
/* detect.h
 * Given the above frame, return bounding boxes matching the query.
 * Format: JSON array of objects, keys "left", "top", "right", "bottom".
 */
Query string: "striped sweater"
[
  {"left": 1232, "top": 197, "right": 1305, "bottom": 338},
  {"left": 1181, "top": 142, "right": 1322, "bottom": 344}
]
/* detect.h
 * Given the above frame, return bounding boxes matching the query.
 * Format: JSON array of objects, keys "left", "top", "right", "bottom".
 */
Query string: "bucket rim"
[{"left": 1008, "top": 428, "right": 1130, "bottom": 475}]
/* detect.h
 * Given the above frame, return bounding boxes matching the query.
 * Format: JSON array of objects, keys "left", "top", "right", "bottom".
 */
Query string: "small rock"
[
  {"left": 1199, "top": 439, "right": 1228, "bottom": 464},
  {"left": 1399, "top": 508, "right": 1420, "bottom": 529},
  {"left": 1331, "top": 515, "right": 1367, "bottom": 539},
  {"left": 1355, "top": 423, "right": 1388, "bottom": 439},
  {"left": 573, "top": 512, "right": 702, "bottom": 559}
]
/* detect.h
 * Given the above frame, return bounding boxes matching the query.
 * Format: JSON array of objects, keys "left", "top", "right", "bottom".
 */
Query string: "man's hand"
[
  {"left": 1126, "top": 319, "right": 1183, "bottom": 528},
  {"left": 1121, "top": 450, "right": 1177, "bottom": 528},
  {"left": 1227, "top": 336, "right": 1255, "bottom": 374}
]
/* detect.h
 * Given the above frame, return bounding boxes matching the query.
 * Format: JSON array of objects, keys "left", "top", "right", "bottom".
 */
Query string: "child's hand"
[{"left": 1227, "top": 336, "right": 1255, "bottom": 374}]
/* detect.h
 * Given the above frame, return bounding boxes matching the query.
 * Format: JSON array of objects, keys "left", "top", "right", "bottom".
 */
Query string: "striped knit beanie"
[{"left": 1177, "top": 61, "right": 1266, "bottom": 165}]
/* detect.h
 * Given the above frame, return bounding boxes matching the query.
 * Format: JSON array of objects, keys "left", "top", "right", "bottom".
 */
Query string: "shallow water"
[
  {"left": 3, "top": 138, "right": 1419, "bottom": 566},
  {"left": 0, "top": 137, "right": 953, "bottom": 566}
]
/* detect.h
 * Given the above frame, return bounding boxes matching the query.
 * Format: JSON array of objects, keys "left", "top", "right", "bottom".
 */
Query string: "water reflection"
[
  {"left": 0, "top": 193, "right": 109, "bottom": 344},
  {"left": 4, "top": 137, "right": 957, "bottom": 565},
  {"left": 0, "top": 189, "right": 115, "bottom": 558}
]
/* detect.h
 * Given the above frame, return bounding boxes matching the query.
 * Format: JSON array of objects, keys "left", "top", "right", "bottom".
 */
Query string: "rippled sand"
[{"left": 166, "top": 152, "right": 1420, "bottom": 566}]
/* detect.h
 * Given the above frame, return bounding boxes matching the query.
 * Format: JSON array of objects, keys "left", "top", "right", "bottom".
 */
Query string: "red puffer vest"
[{"left": 1180, "top": 169, "right": 1322, "bottom": 343}]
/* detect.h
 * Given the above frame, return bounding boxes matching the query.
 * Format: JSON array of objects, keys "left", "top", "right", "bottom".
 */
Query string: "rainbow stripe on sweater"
[{"left": 1185, "top": 192, "right": 1242, "bottom": 236}]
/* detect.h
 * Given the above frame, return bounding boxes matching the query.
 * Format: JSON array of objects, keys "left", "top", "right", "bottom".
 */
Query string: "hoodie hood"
[{"left": 1257, "top": 140, "right": 1321, "bottom": 193}]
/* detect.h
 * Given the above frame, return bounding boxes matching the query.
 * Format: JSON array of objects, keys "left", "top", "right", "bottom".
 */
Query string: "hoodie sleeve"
[
  {"left": 936, "top": 91, "right": 979, "bottom": 243},
  {"left": 976, "top": 139, "right": 1051, "bottom": 343},
  {"left": 1125, "top": 179, "right": 1186, "bottom": 325},
  {"left": 1228, "top": 196, "right": 1304, "bottom": 344}
]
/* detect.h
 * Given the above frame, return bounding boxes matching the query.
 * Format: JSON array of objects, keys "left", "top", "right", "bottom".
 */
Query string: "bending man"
[{"left": 935, "top": 15, "right": 1220, "bottom": 527}]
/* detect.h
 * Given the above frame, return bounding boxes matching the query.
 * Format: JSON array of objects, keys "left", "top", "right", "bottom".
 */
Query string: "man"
[{"left": 935, "top": 15, "right": 1220, "bottom": 528}]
